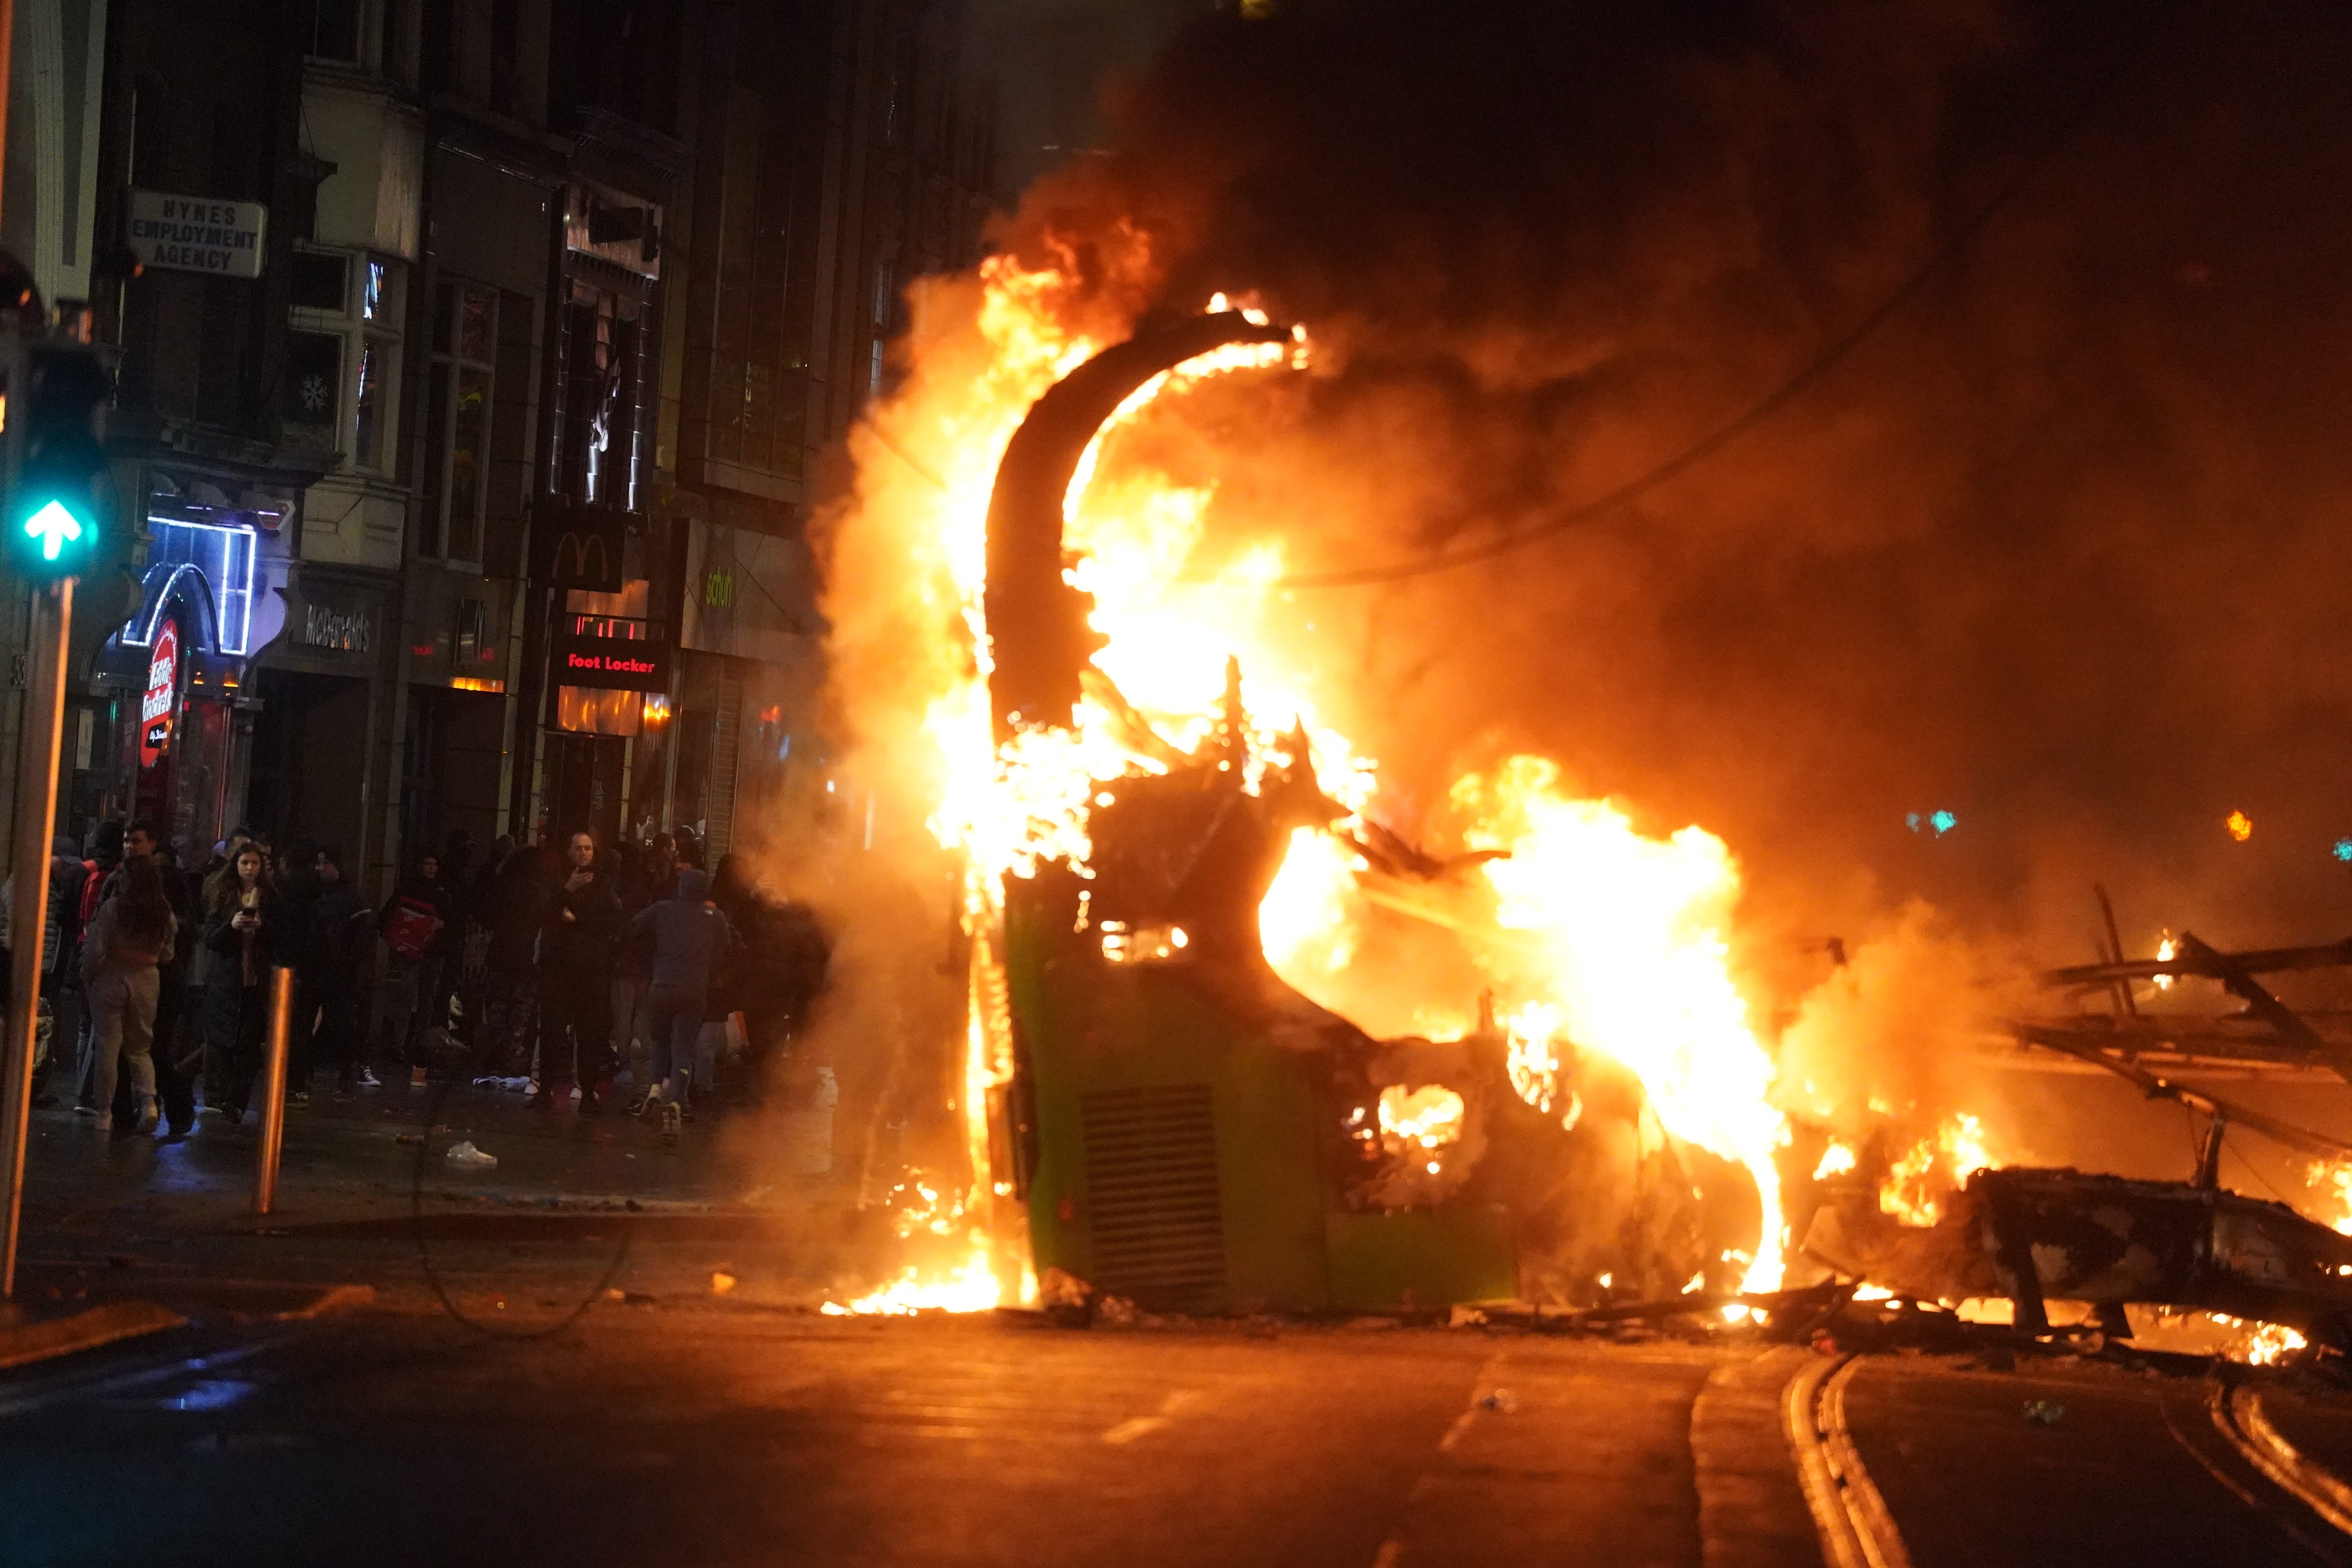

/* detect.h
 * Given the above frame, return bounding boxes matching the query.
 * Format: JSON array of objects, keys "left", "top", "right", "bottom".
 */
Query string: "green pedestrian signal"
[
  {"left": 22, "top": 499, "right": 82, "bottom": 561},
  {"left": 4, "top": 335, "right": 113, "bottom": 579}
]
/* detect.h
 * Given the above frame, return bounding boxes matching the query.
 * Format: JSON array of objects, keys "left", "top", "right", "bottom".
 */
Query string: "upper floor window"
[
  {"left": 421, "top": 279, "right": 497, "bottom": 563},
  {"left": 557, "top": 276, "right": 646, "bottom": 512},
  {"left": 308, "top": 0, "right": 365, "bottom": 66},
  {"left": 284, "top": 249, "right": 405, "bottom": 472}
]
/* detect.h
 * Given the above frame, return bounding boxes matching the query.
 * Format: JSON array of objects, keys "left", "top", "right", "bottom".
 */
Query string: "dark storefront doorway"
[
  {"left": 247, "top": 669, "right": 371, "bottom": 855},
  {"left": 540, "top": 731, "right": 626, "bottom": 848},
  {"left": 398, "top": 686, "right": 511, "bottom": 859}
]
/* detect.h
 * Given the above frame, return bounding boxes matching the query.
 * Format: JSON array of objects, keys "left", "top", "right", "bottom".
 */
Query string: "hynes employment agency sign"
[
  {"left": 551, "top": 632, "right": 671, "bottom": 692},
  {"left": 125, "top": 191, "right": 267, "bottom": 279}
]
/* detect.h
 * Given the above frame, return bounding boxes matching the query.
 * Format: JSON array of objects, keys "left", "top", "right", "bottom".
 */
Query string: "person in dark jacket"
[
  {"left": 200, "top": 844, "right": 289, "bottom": 1124},
  {"left": 532, "top": 830, "right": 621, "bottom": 1112},
  {"left": 376, "top": 850, "right": 454, "bottom": 1074},
  {"left": 707, "top": 854, "right": 833, "bottom": 1107},
  {"left": 272, "top": 836, "right": 320, "bottom": 1097},
  {"left": 151, "top": 835, "right": 205, "bottom": 1134},
  {"left": 625, "top": 867, "right": 736, "bottom": 1144},
  {"left": 477, "top": 843, "right": 553, "bottom": 1074},
  {"left": 69, "top": 820, "right": 122, "bottom": 1109},
  {"left": 5, "top": 836, "right": 89, "bottom": 1107},
  {"left": 439, "top": 830, "right": 476, "bottom": 896},
  {"left": 606, "top": 844, "right": 658, "bottom": 1092},
  {"left": 303, "top": 845, "right": 373, "bottom": 1098}
]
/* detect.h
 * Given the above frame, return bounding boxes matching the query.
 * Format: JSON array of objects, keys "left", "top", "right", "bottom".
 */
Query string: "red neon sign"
[{"left": 140, "top": 617, "right": 180, "bottom": 770}]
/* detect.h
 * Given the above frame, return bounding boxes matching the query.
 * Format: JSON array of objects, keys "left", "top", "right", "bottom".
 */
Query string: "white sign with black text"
[{"left": 125, "top": 190, "right": 267, "bottom": 279}]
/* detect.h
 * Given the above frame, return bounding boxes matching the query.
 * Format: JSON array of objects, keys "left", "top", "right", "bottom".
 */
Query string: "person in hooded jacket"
[
  {"left": 303, "top": 845, "right": 373, "bottom": 1097},
  {"left": 606, "top": 842, "right": 658, "bottom": 1093},
  {"left": 376, "top": 850, "right": 454, "bottom": 1073},
  {"left": 478, "top": 843, "right": 555, "bottom": 1075},
  {"left": 625, "top": 867, "right": 737, "bottom": 1145}
]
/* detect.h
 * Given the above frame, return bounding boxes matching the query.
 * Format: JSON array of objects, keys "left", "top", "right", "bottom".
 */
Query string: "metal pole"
[
  {"left": 253, "top": 965, "right": 294, "bottom": 1216},
  {"left": 0, "top": 577, "right": 72, "bottom": 1297}
]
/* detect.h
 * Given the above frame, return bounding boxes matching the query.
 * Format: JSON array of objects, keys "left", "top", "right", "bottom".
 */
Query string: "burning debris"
[
  {"left": 846, "top": 294, "right": 1817, "bottom": 1321},
  {"left": 813, "top": 264, "right": 2352, "bottom": 1365},
  {"left": 1774, "top": 912, "right": 2352, "bottom": 1362},
  {"left": 808, "top": 265, "right": 1838, "bottom": 1318}
]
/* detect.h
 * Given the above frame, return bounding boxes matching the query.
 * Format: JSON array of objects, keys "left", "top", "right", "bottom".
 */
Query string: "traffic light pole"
[{"left": 0, "top": 575, "right": 70, "bottom": 1297}]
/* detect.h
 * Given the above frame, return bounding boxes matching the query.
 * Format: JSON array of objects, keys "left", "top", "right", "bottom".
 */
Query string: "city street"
[
  {"left": 9, "top": 1299, "right": 2352, "bottom": 1566},
  {"left": 15, "top": 1077, "right": 2352, "bottom": 1566},
  {"left": 3, "top": 1, "right": 2350, "bottom": 1564}
]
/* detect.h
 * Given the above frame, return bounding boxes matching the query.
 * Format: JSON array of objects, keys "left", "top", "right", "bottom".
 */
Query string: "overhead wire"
[
  {"left": 851, "top": 4, "right": 2189, "bottom": 593},
  {"left": 1260, "top": 0, "right": 2192, "bottom": 590}
]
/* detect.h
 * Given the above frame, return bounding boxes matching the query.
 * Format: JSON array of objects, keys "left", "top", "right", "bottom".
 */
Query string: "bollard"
[{"left": 253, "top": 966, "right": 295, "bottom": 1216}]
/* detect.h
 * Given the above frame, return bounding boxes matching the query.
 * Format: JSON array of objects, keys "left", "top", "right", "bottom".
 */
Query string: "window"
[
  {"left": 556, "top": 276, "right": 645, "bottom": 512},
  {"left": 286, "top": 247, "right": 404, "bottom": 470},
  {"left": 422, "top": 279, "right": 497, "bottom": 561},
  {"left": 309, "top": 0, "right": 363, "bottom": 64},
  {"left": 280, "top": 330, "right": 344, "bottom": 448},
  {"left": 290, "top": 252, "right": 348, "bottom": 310}
]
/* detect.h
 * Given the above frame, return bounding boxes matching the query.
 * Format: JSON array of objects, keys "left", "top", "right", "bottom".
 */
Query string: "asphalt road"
[{"left": 8, "top": 1304, "right": 2352, "bottom": 1568}]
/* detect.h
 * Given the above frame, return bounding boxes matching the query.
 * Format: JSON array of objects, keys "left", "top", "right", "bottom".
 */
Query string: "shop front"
[
  {"left": 537, "top": 572, "right": 670, "bottom": 849},
  {"left": 396, "top": 563, "right": 523, "bottom": 860},
  {"left": 82, "top": 472, "right": 297, "bottom": 859},
  {"left": 248, "top": 565, "right": 397, "bottom": 866},
  {"left": 673, "top": 519, "right": 824, "bottom": 859}
]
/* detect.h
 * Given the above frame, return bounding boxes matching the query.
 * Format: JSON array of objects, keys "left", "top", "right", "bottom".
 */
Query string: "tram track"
[
  {"left": 1784, "top": 1352, "right": 1915, "bottom": 1568},
  {"left": 2209, "top": 1379, "right": 2352, "bottom": 1544}
]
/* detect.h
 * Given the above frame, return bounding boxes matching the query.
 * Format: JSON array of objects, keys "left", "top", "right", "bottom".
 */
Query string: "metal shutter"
[{"left": 707, "top": 665, "right": 741, "bottom": 857}]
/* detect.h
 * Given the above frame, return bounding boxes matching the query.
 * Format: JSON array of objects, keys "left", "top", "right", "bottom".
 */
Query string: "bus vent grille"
[{"left": 1080, "top": 1083, "right": 1224, "bottom": 1307}]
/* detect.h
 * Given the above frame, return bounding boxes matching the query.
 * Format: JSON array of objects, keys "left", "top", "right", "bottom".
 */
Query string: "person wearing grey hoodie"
[{"left": 624, "top": 867, "right": 736, "bottom": 1144}]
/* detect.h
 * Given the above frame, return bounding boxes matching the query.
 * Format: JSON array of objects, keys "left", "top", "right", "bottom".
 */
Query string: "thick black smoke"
[{"left": 990, "top": 0, "right": 2352, "bottom": 984}]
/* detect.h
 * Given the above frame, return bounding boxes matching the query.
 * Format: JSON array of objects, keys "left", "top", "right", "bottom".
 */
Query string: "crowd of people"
[{"left": 3, "top": 820, "right": 830, "bottom": 1146}]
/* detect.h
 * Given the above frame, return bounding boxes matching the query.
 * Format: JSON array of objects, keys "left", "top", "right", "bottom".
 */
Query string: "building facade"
[{"left": 0, "top": 0, "right": 999, "bottom": 903}]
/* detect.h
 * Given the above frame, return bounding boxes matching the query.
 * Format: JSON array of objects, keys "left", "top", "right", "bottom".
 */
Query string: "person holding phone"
[
  {"left": 532, "top": 830, "right": 621, "bottom": 1113},
  {"left": 199, "top": 844, "right": 287, "bottom": 1125}
]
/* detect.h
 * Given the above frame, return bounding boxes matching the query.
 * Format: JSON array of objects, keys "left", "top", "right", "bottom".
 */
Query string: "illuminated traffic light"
[{"left": 3, "top": 334, "right": 113, "bottom": 578}]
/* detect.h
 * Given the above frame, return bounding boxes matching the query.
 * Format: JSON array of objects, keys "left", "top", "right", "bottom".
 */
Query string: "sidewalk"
[{"left": 10, "top": 1078, "right": 887, "bottom": 1318}]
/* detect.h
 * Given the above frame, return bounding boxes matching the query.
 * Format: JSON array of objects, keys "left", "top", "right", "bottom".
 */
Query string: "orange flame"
[{"left": 826, "top": 256, "right": 1801, "bottom": 1314}]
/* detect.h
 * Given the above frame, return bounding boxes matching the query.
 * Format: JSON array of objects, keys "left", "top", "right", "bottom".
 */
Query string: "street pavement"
[
  {"left": 13, "top": 1085, "right": 2352, "bottom": 1565},
  {"left": 8, "top": 1306, "right": 2352, "bottom": 1566},
  {"left": 11, "top": 1075, "right": 881, "bottom": 1312}
]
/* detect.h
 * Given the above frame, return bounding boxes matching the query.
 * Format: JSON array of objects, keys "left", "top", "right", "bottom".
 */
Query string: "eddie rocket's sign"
[{"left": 140, "top": 617, "right": 180, "bottom": 770}]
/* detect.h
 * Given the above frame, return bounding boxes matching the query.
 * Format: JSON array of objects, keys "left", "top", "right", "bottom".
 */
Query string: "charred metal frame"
[{"left": 982, "top": 311, "right": 1290, "bottom": 740}]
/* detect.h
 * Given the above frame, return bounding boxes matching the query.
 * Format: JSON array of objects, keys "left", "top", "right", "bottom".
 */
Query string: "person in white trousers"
[{"left": 80, "top": 855, "right": 178, "bottom": 1134}]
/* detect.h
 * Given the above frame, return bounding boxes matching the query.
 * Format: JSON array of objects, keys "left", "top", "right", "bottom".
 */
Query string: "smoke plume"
[{"left": 778, "top": 0, "right": 2352, "bottom": 1221}]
